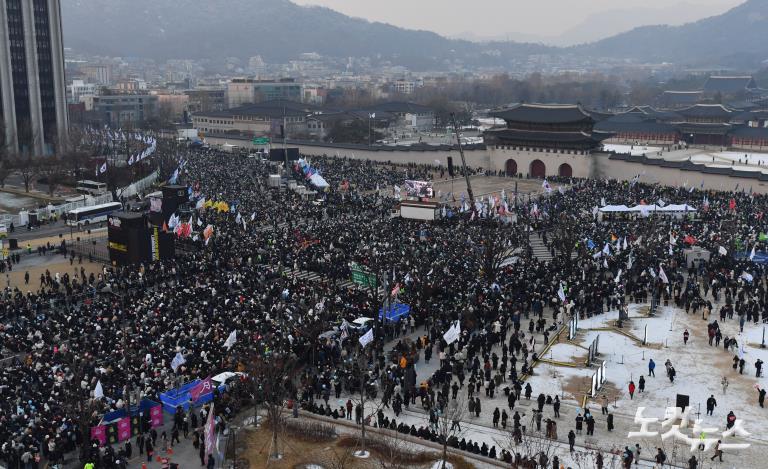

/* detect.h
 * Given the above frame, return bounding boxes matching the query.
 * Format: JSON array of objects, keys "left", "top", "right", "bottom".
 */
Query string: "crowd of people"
[{"left": 0, "top": 141, "right": 766, "bottom": 469}]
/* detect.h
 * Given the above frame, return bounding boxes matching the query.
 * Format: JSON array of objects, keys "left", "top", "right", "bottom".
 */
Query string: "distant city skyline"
[{"left": 292, "top": 0, "right": 745, "bottom": 45}]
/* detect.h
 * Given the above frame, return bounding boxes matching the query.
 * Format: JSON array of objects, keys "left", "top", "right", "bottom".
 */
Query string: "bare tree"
[
  {"left": 60, "top": 126, "right": 93, "bottom": 181},
  {"left": 375, "top": 429, "right": 417, "bottom": 469},
  {"left": 0, "top": 119, "right": 13, "bottom": 187},
  {"left": 551, "top": 212, "right": 581, "bottom": 269},
  {"left": 58, "top": 351, "right": 104, "bottom": 462},
  {"left": 38, "top": 156, "right": 65, "bottom": 196},
  {"left": 348, "top": 343, "right": 386, "bottom": 459},
  {"left": 496, "top": 414, "right": 560, "bottom": 469},
  {"left": 322, "top": 446, "right": 356, "bottom": 469},
  {"left": 479, "top": 221, "right": 524, "bottom": 285},
  {"left": 247, "top": 349, "right": 299, "bottom": 461},
  {"left": 13, "top": 155, "right": 38, "bottom": 193},
  {"left": 434, "top": 396, "right": 467, "bottom": 469}
]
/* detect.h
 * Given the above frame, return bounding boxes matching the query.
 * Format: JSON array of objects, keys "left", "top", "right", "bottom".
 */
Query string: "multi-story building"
[
  {"left": 113, "top": 79, "right": 147, "bottom": 92},
  {"left": 185, "top": 88, "right": 226, "bottom": 114},
  {"left": 192, "top": 100, "right": 313, "bottom": 138},
  {"left": 80, "top": 64, "right": 112, "bottom": 86},
  {"left": 153, "top": 92, "right": 189, "bottom": 118},
  {"left": 367, "top": 102, "right": 435, "bottom": 133},
  {"left": 226, "top": 78, "right": 303, "bottom": 108},
  {"left": 0, "top": 0, "right": 69, "bottom": 155},
  {"left": 92, "top": 94, "right": 158, "bottom": 127},
  {"left": 67, "top": 79, "right": 97, "bottom": 104}
]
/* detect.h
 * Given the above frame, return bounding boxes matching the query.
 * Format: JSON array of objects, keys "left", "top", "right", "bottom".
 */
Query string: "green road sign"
[
  {"left": 351, "top": 264, "right": 378, "bottom": 288},
  {"left": 252, "top": 137, "right": 270, "bottom": 145}
]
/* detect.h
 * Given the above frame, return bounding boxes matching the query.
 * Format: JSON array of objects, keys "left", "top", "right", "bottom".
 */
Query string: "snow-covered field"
[
  {"left": 359, "top": 300, "right": 768, "bottom": 467},
  {"left": 606, "top": 144, "right": 768, "bottom": 178},
  {"left": 604, "top": 144, "right": 664, "bottom": 156}
]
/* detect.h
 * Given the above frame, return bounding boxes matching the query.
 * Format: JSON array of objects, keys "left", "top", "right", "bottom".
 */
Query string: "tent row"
[{"left": 599, "top": 203, "right": 697, "bottom": 214}]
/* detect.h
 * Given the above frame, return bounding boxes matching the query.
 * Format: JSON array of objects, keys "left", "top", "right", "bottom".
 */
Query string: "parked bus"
[
  {"left": 76, "top": 180, "right": 108, "bottom": 196},
  {"left": 66, "top": 202, "right": 122, "bottom": 227}
]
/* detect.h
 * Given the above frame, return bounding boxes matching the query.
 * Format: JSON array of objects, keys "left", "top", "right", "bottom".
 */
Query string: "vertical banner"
[
  {"left": 117, "top": 417, "right": 132, "bottom": 441},
  {"left": 151, "top": 227, "right": 160, "bottom": 261},
  {"left": 150, "top": 405, "right": 163, "bottom": 428},
  {"left": 90, "top": 425, "right": 107, "bottom": 446},
  {"left": 601, "top": 361, "right": 607, "bottom": 385}
]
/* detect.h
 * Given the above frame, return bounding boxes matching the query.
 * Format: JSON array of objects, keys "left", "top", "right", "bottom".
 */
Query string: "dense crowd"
[{"left": 0, "top": 141, "right": 767, "bottom": 469}]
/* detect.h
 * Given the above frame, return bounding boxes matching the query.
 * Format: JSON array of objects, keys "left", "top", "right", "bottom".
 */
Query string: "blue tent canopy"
[
  {"left": 379, "top": 303, "right": 411, "bottom": 322},
  {"left": 159, "top": 379, "right": 224, "bottom": 414},
  {"left": 737, "top": 251, "right": 768, "bottom": 264}
]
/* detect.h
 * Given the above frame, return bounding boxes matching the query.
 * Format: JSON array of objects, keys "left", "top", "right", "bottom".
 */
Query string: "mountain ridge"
[{"left": 61, "top": 0, "right": 767, "bottom": 70}]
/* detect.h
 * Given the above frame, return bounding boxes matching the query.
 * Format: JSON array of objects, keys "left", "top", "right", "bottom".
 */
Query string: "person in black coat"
[
  {"left": 145, "top": 440, "right": 153, "bottom": 463},
  {"left": 706, "top": 395, "right": 717, "bottom": 416},
  {"left": 136, "top": 434, "right": 144, "bottom": 455}
]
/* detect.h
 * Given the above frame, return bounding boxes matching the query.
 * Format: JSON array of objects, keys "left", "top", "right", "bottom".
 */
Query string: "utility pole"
[{"left": 450, "top": 113, "right": 477, "bottom": 218}]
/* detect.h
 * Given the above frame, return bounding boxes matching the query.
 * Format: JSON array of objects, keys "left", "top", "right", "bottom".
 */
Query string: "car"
[{"left": 351, "top": 317, "right": 374, "bottom": 330}]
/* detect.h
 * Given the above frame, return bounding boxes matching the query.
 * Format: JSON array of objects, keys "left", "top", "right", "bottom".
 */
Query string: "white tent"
[
  {"left": 658, "top": 204, "right": 697, "bottom": 212},
  {"left": 598, "top": 205, "right": 631, "bottom": 213}
]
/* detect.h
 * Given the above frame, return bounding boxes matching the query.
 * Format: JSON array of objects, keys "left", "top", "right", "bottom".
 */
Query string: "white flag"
[
  {"left": 742, "top": 272, "right": 754, "bottom": 282},
  {"left": 359, "top": 328, "right": 374, "bottom": 348},
  {"left": 171, "top": 352, "right": 186, "bottom": 372},
  {"left": 750, "top": 246, "right": 756, "bottom": 261},
  {"left": 659, "top": 265, "right": 669, "bottom": 284},
  {"left": 557, "top": 283, "right": 566, "bottom": 302},
  {"left": 718, "top": 246, "right": 728, "bottom": 256},
  {"left": 196, "top": 198, "right": 205, "bottom": 209},
  {"left": 622, "top": 237, "right": 628, "bottom": 251},
  {"left": 602, "top": 243, "right": 611, "bottom": 256},
  {"left": 223, "top": 330, "right": 237, "bottom": 350},
  {"left": 615, "top": 269, "right": 622, "bottom": 283},
  {"left": 100, "top": 162, "right": 107, "bottom": 174},
  {"left": 94, "top": 380, "right": 104, "bottom": 399},
  {"left": 443, "top": 322, "right": 461, "bottom": 345}
]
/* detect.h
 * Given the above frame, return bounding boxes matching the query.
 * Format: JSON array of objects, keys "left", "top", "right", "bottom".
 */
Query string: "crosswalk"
[
  {"left": 529, "top": 232, "right": 554, "bottom": 262},
  {"left": 283, "top": 267, "right": 385, "bottom": 296}
]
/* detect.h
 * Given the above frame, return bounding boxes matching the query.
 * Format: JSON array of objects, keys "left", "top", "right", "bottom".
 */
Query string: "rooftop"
[
  {"left": 489, "top": 103, "right": 594, "bottom": 125},
  {"left": 703, "top": 76, "right": 758, "bottom": 94},
  {"left": 675, "top": 104, "right": 734, "bottom": 119}
]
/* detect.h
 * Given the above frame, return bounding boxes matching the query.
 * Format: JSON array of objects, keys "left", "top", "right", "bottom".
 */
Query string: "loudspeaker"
[
  {"left": 161, "top": 185, "right": 189, "bottom": 222},
  {"left": 108, "top": 212, "right": 150, "bottom": 266},
  {"left": 269, "top": 148, "right": 299, "bottom": 162},
  {"left": 108, "top": 212, "right": 175, "bottom": 266},
  {"left": 676, "top": 394, "right": 690, "bottom": 411},
  {"left": 447, "top": 156, "right": 454, "bottom": 177}
]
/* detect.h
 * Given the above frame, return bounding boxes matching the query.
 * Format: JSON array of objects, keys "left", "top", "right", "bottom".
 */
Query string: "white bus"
[
  {"left": 66, "top": 202, "right": 122, "bottom": 227},
  {"left": 76, "top": 180, "right": 108, "bottom": 196}
]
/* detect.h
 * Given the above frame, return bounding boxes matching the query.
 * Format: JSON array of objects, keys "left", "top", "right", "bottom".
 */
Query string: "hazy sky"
[{"left": 292, "top": 0, "right": 745, "bottom": 43}]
